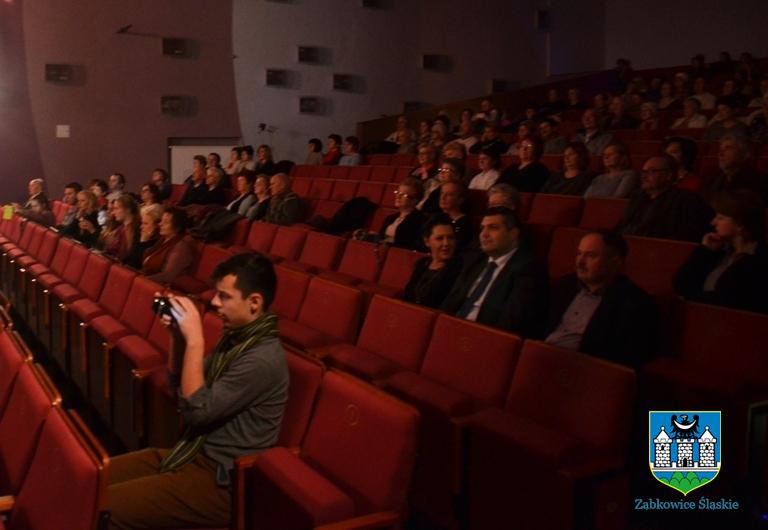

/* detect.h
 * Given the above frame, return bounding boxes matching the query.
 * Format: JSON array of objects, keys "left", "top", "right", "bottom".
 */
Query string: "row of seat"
[{"left": 0, "top": 309, "right": 108, "bottom": 530}]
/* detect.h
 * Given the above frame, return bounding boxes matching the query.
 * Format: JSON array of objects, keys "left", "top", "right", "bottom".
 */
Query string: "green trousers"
[{"left": 106, "top": 448, "right": 231, "bottom": 529}]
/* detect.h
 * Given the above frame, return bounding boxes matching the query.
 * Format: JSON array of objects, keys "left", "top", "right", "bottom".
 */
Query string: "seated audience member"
[
  {"left": 339, "top": 136, "right": 363, "bottom": 166},
  {"left": 135, "top": 207, "right": 162, "bottom": 266},
  {"left": 748, "top": 79, "right": 768, "bottom": 108},
  {"left": 58, "top": 181, "right": 82, "bottom": 227},
  {"left": 539, "top": 118, "right": 567, "bottom": 155},
  {"left": 540, "top": 88, "right": 566, "bottom": 117},
  {"left": 566, "top": 87, "right": 587, "bottom": 110},
  {"left": 99, "top": 194, "right": 142, "bottom": 265},
  {"left": 455, "top": 119, "right": 479, "bottom": 151},
  {"left": 441, "top": 140, "right": 467, "bottom": 164},
  {"left": 386, "top": 115, "right": 416, "bottom": 144},
  {"left": 305, "top": 138, "right": 324, "bottom": 166},
  {"left": 545, "top": 231, "right": 659, "bottom": 367},
  {"left": 720, "top": 79, "right": 748, "bottom": 108},
  {"left": 441, "top": 206, "right": 548, "bottom": 335},
  {"left": 638, "top": 102, "right": 659, "bottom": 130},
  {"left": 430, "top": 122, "right": 449, "bottom": 154},
  {"left": 453, "top": 108, "right": 473, "bottom": 136},
  {"left": 403, "top": 215, "right": 463, "bottom": 309},
  {"left": 662, "top": 136, "right": 701, "bottom": 191},
  {"left": 705, "top": 98, "right": 749, "bottom": 142},
  {"left": 671, "top": 98, "right": 707, "bottom": 129},
  {"left": 674, "top": 190, "right": 768, "bottom": 314},
  {"left": 584, "top": 142, "right": 638, "bottom": 198},
  {"left": 606, "top": 95, "right": 639, "bottom": 130},
  {"left": 438, "top": 179, "right": 473, "bottom": 250},
  {"left": 657, "top": 81, "right": 681, "bottom": 111},
  {"left": 646, "top": 77, "right": 663, "bottom": 102},
  {"left": 469, "top": 150, "right": 502, "bottom": 191},
  {"left": 253, "top": 145, "right": 276, "bottom": 175},
  {"left": 572, "top": 109, "right": 614, "bottom": 156},
  {"left": 378, "top": 178, "right": 425, "bottom": 250},
  {"left": 15, "top": 195, "right": 55, "bottom": 227},
  {"left": 541, "top": 142, "right": 595, "bottom": 195},
  {"left": 323, "top": 134, "right": 343, "bottom": 165},
  {"left": 227, "top": 174, "right": 255, "bottom": 216},
  {"left": 417, "top": 120, "right": 433, "bottom": 144},
  {"left": 225, "top": 147, "right": 244, "bottom": 176},
  {"left": 179, "top": 156, "right": 209, "bottom": 206},
  {"left": 616, "top": 155, "right": 712, "bottom": 242},
  {"left": 142, "top": 207, "right": 195, "bottom": 284},
  {"left": 592, "top": 92, "right": 611, "bottom": 128},
  {"left": 487, "top": 183, "right": 521, "bottom": 212},
  {"left": 151, "top": 168, "right": 172, "bottom": 202},
  {"left": 419, "top": 158, "right": 463, "bottom": 214},
  {"left": 691, "top": 77, "right": 716, "bottom": 110},
  {"left": 411, "top": 143, "right": 439, "bottom": 182},
  {"left": 701, "top": 136, "right": 765, "bottom": 202},
  {"left": 395, "top": 129, "right": 417, "bottom": 154},
  {"left": 107, "top": 252, "right": 288, "bottom": 530},
  {"left": 264, "top": 173, "right": 303, "bottom": 226},
  {"left": 90, "top": 178, "right": 109, "bottom": 207},
  {"left": 498, "top": 137, "right": 550, "bottom": 192},
  {"left": 240, "top": 145, "right": 257, "bottom": 172},
  {"left": 60, "top": 190, "right": 101, "bottom": 247},
  {"left": 473, "top": 98, "right": 499, "bottom": 124},
  {"left": 23, "top": 178, "right": 46, "bottom": 208},
  {"left": 469, "top": 123, "right": 508, "bottom": 156},
  {"left": 505, "top": 121, "right": 535, "bottom": 156},
  {"left": 207, "top": 152, "right": 223, "bottom": 171},
  {"left": 672, "top": 71, "right": 691, "bottom": 100},
  {"left": 246, "top": 174, "right": 272, "bottom": 222},
  {"left": 140, "top": 182, "right": 164, "bottom": 220},
  {"left": 106, "top": 173, "right": 125, "bottom": 202},
  {"left": 203, "top": 167, "right": 228, "bottom": 206}
]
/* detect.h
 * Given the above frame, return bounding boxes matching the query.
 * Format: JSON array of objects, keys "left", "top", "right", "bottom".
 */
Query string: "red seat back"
[
  {"left": 308, "top": 179, "right": 333, "bottom": 201},
  {"left": 368, "top": 154, "right": 392, "bottom": 166},
  {"left": 270, "top": 227, "right": 308, "bottom": 261},
  {"left": 329, "top": 166, "right": 351, "bottom": 180},
  {"left": 330, "top": 180, "right": 359, "bottom": 202},
  {"left": 97, "top": 265, "right": 137, "bottom": 318},
  {"left": 527, "top": 194, "right": 584, "bottom": 226},
  {"left": 25, "top": 225, "right": 46, "bottom": 257},
  {"left": 278, "top": 350, "right": 324, "bottom": 447},
  {"left": 297, "top": 278, "right": 363, "bottom": 344},
  {"left": 48, "top": 237, "right": 75, "bottom": 276},
  {"left": 579, "top": 197, "right": 629, "bottom": 231},
  {"left": 357, "top": 296, "right": 438, "bottom": 372},
  {"left": 420, "top": 315, "right": 521, "bottom": 407},
  {"left": 292, "top": 177, "right": 312, "bottom": 197},
  {"left": 335, "top": 240, "right": 387, "bottom": 283},
  {"left": 0, "top": 329, "right": 31, "bottom": 417},
  {"left": 301, "top": 371, "right": 419, "bottom": 514},
  {"left": 120, "top": 276, "right": 165, "bottom": 335},
  {"left": 75, "top": 251, "right": 111, "bottom": 301},
  {"left": 349, "top": 166, "right": 373, "bottom": 181},
  {"left": 35, "top": 230, "right": 59, "bottom": 266},
  {"left": 272, "top": 266, "right": 311, "bottom": 321},
  {"left": 624, "top": 236, "right": 697, "bottom": 303},
  {"left": 293, "top": 165, "right": 312, "bottom": 179},
  {"left": 370, "top": 166, "right": 396, "bottom": 183},
  {"left": 356, "top": 182, "right": 385, "bottom": 204},
  {"left": 297, "top": 232, "right": 345, "bottom": 271},
  {"left": 377, "top": 247, "right": 428, "bottom": 291},
  {"left": 193, "top": 244, "right": 234, "bottom": 283},
  {"left": 202, "top": 311, "right": 224, "bottom": 356},
  {"left": 310, "top": 166, "right": 332, "bottom": 179},
  {"left": 547, "top": 227, "right": 588, "bottom": 284},
  {"left": 245, "top": 222, "right": 279, "bottom": 253},
  {"left": 60, "top": 243, "right": 90, "bottom": 286}
]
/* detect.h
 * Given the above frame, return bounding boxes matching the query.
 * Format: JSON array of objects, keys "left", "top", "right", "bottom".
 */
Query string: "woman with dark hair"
[
  {"left": 151, "top": 169, "right": 172, "bottom": 202},
  {"left": 323, "top": 134, "right": 342, "bottom": 165},
  {"left": 246, "top": 174, "right": 272, "bottom": 221},
  {"left": 240, "top": 145, "right": 256, "bottom": 172},
  {"left": 584, "top": 142, "right": 638, "bottom": 198},
  {"left": 100, "top": 194, "right": 141, "bottom": 265},
  {"left": 438, "top": 179, "right": 473, "bottom": 249},
  {"left": 541, "top": 142, "right": 595, "bottom": 195},
  {"left": 404, "top": 214, "right": 463, "bottom": 308},
  {"left": 227, "top": 174, "right": 256, "bottom": 216},
  {"left": 663, "top": 136, "right": 701, "bottom": 192},
  {"left": 225, "top": 147, "right": 244, "bottom": 176},
  {"left": 379, "top": 177, "right": 425, "bottom": 250},
  {"left": 61, "top": 190, "right": 101, "bottom": 247},
  {"left": 142, "top": 207, "right": 196, "bottom": 284},
  {"left": 674, "top": 190, "right": 768, "bottom": 313},
  {"left": 498, "top": 136, "right": 550, "bottom": 192},
  {"left": 306, "top": 138, "right": 323, "bottom": 165},
  {"left": 254, "top": 145, "right": 277, "bottom": 175},
  {"left": 140, "top": 182, "right": 164, "bottom": 219}
]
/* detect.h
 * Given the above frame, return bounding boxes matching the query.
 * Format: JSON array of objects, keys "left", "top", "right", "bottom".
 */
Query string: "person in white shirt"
[
  {"left": 469, "top": 150, "right": 501, "bottom": 190},
  {"left": 671, "top": 98, "right": 708, "bottom": 129},
  {"left": 691, "top": 77, "right": 716, "bottom": 110}
]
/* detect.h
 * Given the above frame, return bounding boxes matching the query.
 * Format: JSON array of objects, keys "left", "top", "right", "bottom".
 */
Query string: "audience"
[
  {"left": 469, "top": 150, "right": 501, "bottom": 190},
  {"left": 15, "top": 194, "right": 55, "bottom": 227},
  {"left": 142, "top": 207, "right": 195, "bottom": 284},
  {"left": 60, "top": 190, "right": 101, "bottom": 247},
  {"left": 469, "top": 123, "right": 508, "bottom": 156},
  {"left": 99, "top": 194, "right": 142, "bottom": 266},
  {"left": 386, "top": 115, "right": 416, "bottom": 145},
  {"left": 545, "top": 231, "right": 659, "bottom": 368},
  {"left": 572, "top": 109, "right": 613, "bottom": 156},
  {"left": 705, "top": 98, "right": 750, "bottom": 142},
  {"left": 606, "top": 95, "right": 639, "bottom": 130},
  {"left": 455, "top": 119, "right": 479, "bottom": 151},
  {"left": 339, "top": 136, "right": 363, "bottom": 166},
  {"left": 59, "top": 181, "right": 82, "bottom": 227},
  {"left": 225, "top": 147, "right": 244, "bottom": 176},
  {"left": 253, "top": 145, "right": 276, "bottom": 175},
  {"left": 662, "top": 136, "right": 701, "bottom": 192},
  {"left": 203, "top": 167, "right": 228, "bottom": 206},
  {"left": 441, "top": 206, "right": 547, "bottom": 335},
  {"left": 403, "top": 215, "right": 463, "bottom": 309},
  {"left": 505, "top": 121, "right": 535, "bottom": 156},
  {"left": 411, "top": 143, "right": 439, "bottom": 182},
  {"left": 323, "top": 134, "right": 343, "bottom": 165},
  {"left": 616, "top": 154, "right": 712, "bottom": 242},
  {"left": 419, "top": 158, "right": 463, "bottom": 214},
  {"left": 240, "top": 145, "right": 256, "bottom": 172},
  {"left": 137, "top": 208, "right": 162, "bottom": 267},
  {"left": 638, "top": 102, "right": 659, "bottom": 130},
  {"left": 23, "top": 178, "right": 46, "bottom": 208},
  {"left": 539, "top": 118, "right": 567, "bottom": 155},
  {"left": 227, "top": 174, "right": 256, "bottom": 216},
  {"left": 437, "top": 179, "right": 473, "bottom": 250},
  {"left": 246, "top": 174, "right": 272, "bottom": 222},
  {"left": 178, "top": 156, "right": 209, "bottom": 206},
  {"left": 151, "top": 169, "right": 172, "bottom": 202},
  {"left": 671, "top": 97, "right": 707, "bottom": 129},
  {"left": 674, "top": 190, "right": 768, "bottom": 314},
  {"left": 584, "top": 142, "right": 638, "bottom": 198},
  {"left": 379, "top": 177, "right": 425, "bottom": 250},
  {"left": 139, "top": 182, "right": 164, "bottom": 221},
  {"left": 566, "top": 87, "right": 586, "bottom": 110},
  {"left": 264, "top": 173, "right": 303, "bottom": 225},
  {"left": 657, "top": 81, "right": 681, "bottom": 110},
  {"left": 541, "top": 142, "right": 595, "bottom": 195},
  {"left": 306, "top": 138, "right": 324, "bottom": 165},
  {"left": 691, "top": 77, "right": 716, "bottom": 110},
  {"left": 487, "top": 183, "right": 521, "bottom": 212},
  {"left": 498, "top": 137, "right": 550, "bottom": 192}
]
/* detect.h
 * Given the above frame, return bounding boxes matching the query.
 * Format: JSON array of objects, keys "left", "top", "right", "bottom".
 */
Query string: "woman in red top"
[{"left": 322, "top": 134, "right": 342, "bottom": 165}]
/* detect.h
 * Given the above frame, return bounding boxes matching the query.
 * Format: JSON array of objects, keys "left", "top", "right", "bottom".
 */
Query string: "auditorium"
[{"left": 0, "top": 1, "right": 767, "bottom": 529}]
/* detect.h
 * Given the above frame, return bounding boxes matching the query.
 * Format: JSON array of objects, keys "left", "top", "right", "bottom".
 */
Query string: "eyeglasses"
[
  {"left": 438, "top": 168, "right": 454, "bottom": 173},
  {"left": 393, "top": 191, "right": 411, "bottom": 198}
]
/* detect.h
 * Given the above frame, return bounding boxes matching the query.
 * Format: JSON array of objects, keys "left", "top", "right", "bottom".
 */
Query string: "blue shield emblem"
[{"left": 648, "top": 411, "right": 721, "bottom": 495}]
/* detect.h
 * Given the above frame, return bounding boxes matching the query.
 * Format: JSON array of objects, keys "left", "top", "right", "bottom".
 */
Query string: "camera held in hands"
[{"left": 153, "top": 296, "right": 174, "bottom": 320}]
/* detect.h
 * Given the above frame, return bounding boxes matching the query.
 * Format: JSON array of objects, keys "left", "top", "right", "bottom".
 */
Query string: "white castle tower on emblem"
[
  {"left": 652, "top": 421, "right": 720, "bottom": 470},
  {"left": 653, "top": 426, "right": 672, "bottom": 467}
]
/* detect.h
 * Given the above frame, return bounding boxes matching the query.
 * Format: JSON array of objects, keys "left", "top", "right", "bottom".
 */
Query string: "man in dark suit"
[
  {"left": 441, "top": 207, "right": 548, "bottom": 336},
  {"left": 545, "top": 231, "right": 659, "bottom": 368}
]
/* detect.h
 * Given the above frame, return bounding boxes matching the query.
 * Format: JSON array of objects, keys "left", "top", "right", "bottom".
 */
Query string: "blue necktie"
[{"left": 456, "top": 261, "right": 498, "bottom": 318}]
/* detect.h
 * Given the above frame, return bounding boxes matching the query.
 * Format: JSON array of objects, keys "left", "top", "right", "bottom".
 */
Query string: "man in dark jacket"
[
  {"left": 545, "top": 231, "right": 659, "bottom": 368},
  {"left": 441, "top": 207, "right": 548, "bottom": 336}
]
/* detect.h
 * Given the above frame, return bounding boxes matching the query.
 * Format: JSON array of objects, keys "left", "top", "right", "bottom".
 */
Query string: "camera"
[{"left": 152, "top": 296, "right": 174, "bottom": 319}]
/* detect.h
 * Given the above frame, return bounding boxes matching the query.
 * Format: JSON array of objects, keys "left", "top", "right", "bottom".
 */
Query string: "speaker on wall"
[
  {"left": 333, "top": 74, "right": 353, "bottom": 91},
  {"left": 45, "top": 64, "right": 74, "bottom": 82},
  {"left": 162, "top": 38, "right": 187, "bottom": 57},
  {"left": 298, "top": 46, "right": 319, "bottom": 64},
  {"left": 266, "top": 69, "right": 288, "bottom": 87},
  {"left": 299, "top": 97, "right": 320, "bottom": 114},
  {"left": 161, "top": 96, "right": 186, "bottom": 115}
]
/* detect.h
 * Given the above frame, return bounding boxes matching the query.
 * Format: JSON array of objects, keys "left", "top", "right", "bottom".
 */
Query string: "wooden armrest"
[
  {"left": 0, "top": 495, "right": 15, "bottom": 512},
  {"left": 315, "top": 511, "right": 400, "bottom": 530}
]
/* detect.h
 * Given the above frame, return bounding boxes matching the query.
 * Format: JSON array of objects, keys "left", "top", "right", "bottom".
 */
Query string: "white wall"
[
  {"left": 232, "top": 0, "right": 605, "bottom": 163},
  {"left": 604, "top": 0, "right": 768, "bottom": 69}
]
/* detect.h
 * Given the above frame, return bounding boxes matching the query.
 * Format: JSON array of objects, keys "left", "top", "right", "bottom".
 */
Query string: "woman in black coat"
[{"left": 379, "top": 177, "right": 425, "bottom": 251}]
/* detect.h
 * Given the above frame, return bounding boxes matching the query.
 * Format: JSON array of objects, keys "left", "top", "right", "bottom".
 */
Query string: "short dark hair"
[
  {"left": 479, "top": 148, "right": 501, "bottom": 168},
  {"left": 344, "top": 136, "right": 360, "bottom": 150},
  {"left": 152, "top": 168, "right": 170, "bottom": 182},
  {"left": 328, "top": 134, "right": 342, "bottom": 145},
  {"left": 231, "top": 146, "right": 243, "bottom": 156},
  {"left": 584, "top": 231, "right": 628, "bottom": 259},
  {"left": 141, "top": 182, "right": 160, "bottom": 201},
  {"left": 482, "top": 206, "right": 518, "bottom": 230},
  {"left": 712, "top": 190, "right": 766, "bottom": 242},
  {"left": 242, "top": 145, "right": 254, "bottom": 157},
  {"left": 662, "top": 136, "right": 698, "bottom": 172},
  {"left": 112, "top": 173, "right": 126, "bottom": 186},
  {"left": 163, "top": 206, "right": 188, "bottom": 234},
  {"left": 421, "top": 213, "right": 455, "bottom": 239},
  {"left": 564, "top": 141, "right": 590, "bottom": 171},
  {"left": 308, "top": 138, "right": 323, "bottom": 152},
  {"left": 208, "top": 152, "right": 222, "bottom": 165},
  {"left": 89, "top": 179, "right": 108, "bottom": 194},
  {"left": 211, "top": 252, "right": 277, "bottom": 309},
  {"left": 193, "top": 155, "right": 207, "bottom": 167},
  {"left": 65, "top": 182, "right": 83, "bottom": 192}
]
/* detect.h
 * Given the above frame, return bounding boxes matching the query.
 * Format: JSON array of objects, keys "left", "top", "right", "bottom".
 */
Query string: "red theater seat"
[
  {"left": 280, "top": 231, "right": 345, "bottom": 273},
  {"left": 319, "top": 239, "right": 386, "bottom": 286},
  {"left": 527, "top": 194, "right": 584, "bottom": 226},
  {"left": 268, "top": 226, "right": 308, "bottom": 262},
  {"left": 357, "top": 181, "right": 385, "bottom": 204},
  {"left": 329, "top": 166, "right": 350, "bottom": 180},
  {"left": 370, "top": 166, "right": 396, "bottom": 183},
  {"left": 357, "top": 247, "right": 427, "bottom": 299},
  {"left": 291, "top": 177, "right": 312, "bottom": 197},
  {"left": 349, "top": 166, "right": 373, "bottom": 181},
  {"left": 307, "top": 179, "right": 333, "bottom": 200},
  {"left": 233, "top": 221, "right": 278, "bottom": 254},
  {"left": 579, "top": 197, "right": 629, "bottom": 230},
  {"left": 172, "top": 244, "right": 233, "bottom": 298},
  {"left": 272, "top": 266, "right": 311, "bottom": 321},
  {"left": 330, "top": 180, "right": 359, "bottom": 202},
  {"left": 277, "top": 350, "right": 325, "bottom": 447}
]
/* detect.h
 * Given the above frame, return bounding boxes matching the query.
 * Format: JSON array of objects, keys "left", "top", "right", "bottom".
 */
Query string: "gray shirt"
[
  {"left": 584, "top": 170, "right": 638, "bottom": 198},
  {"left": 175, "top": 336, "right": 289, "bottom": 485},
  {"left": 545, "top": 287, "right": 603, "bottom": 350}
]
